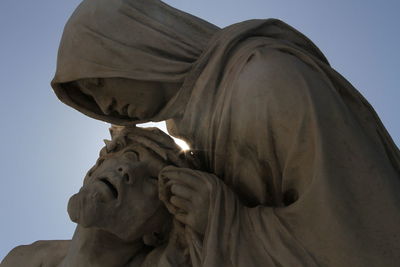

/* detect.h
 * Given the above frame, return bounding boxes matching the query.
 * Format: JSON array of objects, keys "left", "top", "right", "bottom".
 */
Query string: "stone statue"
[
  {"left": 4, "top": 0, "right": 400, "bottom": 266},
  {"left": 2, "top": 126, "right": 192, "bottom": 267}
]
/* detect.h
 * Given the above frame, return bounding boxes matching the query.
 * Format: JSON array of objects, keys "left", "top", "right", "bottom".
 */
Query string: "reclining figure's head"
[{"left": 68, "top": 126, "right": 186, "bottom": 243}]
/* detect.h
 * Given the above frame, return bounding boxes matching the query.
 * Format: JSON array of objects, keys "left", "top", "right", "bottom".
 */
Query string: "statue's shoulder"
[
  {"left": 1, "top": 240, "right": 70, "bottom": 267},
  {"left": 239, "top": 45, "right": 310, "bottom": 80},
  {"left": 234, "top": 43, "right": 323, "bottom": 99}
]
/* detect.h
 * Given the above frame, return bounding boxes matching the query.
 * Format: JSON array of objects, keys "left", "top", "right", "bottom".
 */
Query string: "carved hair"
[{"left": 87, "top": 125, "right": 191, "bottom": 178}]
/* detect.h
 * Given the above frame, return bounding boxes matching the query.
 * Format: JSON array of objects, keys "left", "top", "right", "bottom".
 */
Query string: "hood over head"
[
  {"left": 51, "top": 0, "right": 329, "bottom": 125},
  {"left": 51, "top": 0, "right": 219, "bottom": 125}
]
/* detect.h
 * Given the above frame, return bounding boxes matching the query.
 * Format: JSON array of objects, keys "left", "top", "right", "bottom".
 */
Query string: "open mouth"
[{"left": 99, "top": 178, "right": 119, "bottom": 199}]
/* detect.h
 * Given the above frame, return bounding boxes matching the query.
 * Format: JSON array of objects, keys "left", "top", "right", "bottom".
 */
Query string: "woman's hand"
[{"left": 159, "top": 166, "right": 219, "bottom": 235}]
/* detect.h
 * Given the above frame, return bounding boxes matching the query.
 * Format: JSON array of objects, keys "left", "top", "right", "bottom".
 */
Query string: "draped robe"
[
  {"left": 168, "top": 35, "right": 400, "bottom": 267},
  {"left": 52, "top": 0, "right": 400, "bottom": 266}
]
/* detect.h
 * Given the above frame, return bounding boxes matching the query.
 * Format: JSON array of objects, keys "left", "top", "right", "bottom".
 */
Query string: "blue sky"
[{"left": 0, "top": 0, "right": 399, "bottom": 260}]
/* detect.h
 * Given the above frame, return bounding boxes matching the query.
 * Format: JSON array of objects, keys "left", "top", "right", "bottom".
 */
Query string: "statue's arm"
[{"left": 1, "top": 240, "right": 70, "bottom": 267}]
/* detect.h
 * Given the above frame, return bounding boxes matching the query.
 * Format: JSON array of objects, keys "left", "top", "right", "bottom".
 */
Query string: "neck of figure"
[{"left": 59, "top": 225, "right": 146, "bottom": 267}]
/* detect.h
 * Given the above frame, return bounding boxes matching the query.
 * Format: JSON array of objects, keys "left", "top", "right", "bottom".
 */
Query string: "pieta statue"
[{"left": 2, "top": 0, "right": 399, "bottom": 266}]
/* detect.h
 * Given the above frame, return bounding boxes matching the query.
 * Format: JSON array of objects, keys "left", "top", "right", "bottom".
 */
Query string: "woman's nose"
[
  {"left": 95, "top": 96, "right": 116, "bottom": 115},
  {"left": 117, "top": 166, "right": 133, "bottom": 184}
]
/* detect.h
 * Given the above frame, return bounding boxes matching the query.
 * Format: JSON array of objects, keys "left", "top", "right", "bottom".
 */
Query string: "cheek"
[
  {"left": 124, "top": 183, "right": 160, "bottom": 213},
  {"left": 143, "top": 184, "right": 163, "bottom": 215},
  {"left": 143, "top": 180, "right": 159, "bottom": 197}
]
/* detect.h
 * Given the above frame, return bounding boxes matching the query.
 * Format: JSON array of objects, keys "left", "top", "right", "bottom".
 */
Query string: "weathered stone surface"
[{"left": 3, "top": 0, "right": 400, "bottom": 266}]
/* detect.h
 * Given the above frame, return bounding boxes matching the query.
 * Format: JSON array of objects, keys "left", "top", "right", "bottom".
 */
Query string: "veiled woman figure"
[{"left": 52, "top": 0, "right": 400, "bottom": 266}]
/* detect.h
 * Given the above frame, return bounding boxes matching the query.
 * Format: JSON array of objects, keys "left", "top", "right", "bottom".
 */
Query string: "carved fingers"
[
  {"left": 126, "top": 127, "right": 189, "bottom": 168},
  {"left": 159, "top": 166, "right": 218, "bottom": 235}
]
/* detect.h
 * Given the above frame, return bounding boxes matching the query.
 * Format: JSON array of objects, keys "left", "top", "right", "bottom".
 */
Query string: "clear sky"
[{"left": 0, "top": 0, "right": 399, "bottom": 261}]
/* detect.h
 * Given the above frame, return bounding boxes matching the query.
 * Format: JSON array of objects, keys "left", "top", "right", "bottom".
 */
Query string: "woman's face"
[{"left": 76, "top": 78, "right": 177, "bottom": 121}]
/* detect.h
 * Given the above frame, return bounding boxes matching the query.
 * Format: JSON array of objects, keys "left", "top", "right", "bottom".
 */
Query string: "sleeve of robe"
[{"left": 188, "top": 47, "right": 400, "bottom": 267}]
